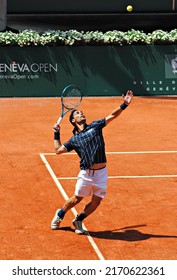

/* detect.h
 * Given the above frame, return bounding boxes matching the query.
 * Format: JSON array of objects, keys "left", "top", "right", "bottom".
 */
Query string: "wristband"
[
  {"left": 120, "top": 103, "right": 128, "bottom": 110},
  {"left": 54, "top": 131, "right": 60, "bottom": 140}
]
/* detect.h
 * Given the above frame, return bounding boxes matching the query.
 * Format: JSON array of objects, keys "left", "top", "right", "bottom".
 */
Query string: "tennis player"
[{"left": 51, "top": 90, "right": 133, "bottom": 234}]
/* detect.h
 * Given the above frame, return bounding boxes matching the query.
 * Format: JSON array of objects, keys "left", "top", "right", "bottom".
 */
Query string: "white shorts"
[{"left": 75, "top": 167, "right": 108, "bottom": 198}]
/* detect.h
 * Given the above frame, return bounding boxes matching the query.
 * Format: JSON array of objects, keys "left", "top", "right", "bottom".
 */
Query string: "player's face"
[{"left": 73, "top": 110, "right": 86, "bottom": 124}]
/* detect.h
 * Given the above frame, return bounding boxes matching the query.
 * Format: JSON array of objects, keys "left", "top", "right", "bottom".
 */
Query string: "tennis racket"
[{"left": 57, "top": 84, "right": 83, "bottom": 124}]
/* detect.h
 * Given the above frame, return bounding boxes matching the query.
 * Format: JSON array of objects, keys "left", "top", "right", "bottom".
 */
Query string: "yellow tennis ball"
[{"left": 127, "top": 5, "right": 133, "bottom": 12}]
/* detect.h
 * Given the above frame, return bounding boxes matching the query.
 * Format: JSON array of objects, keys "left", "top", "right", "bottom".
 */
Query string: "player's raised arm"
[{"left": 105, "top": 90, "right": 133, "bottom": 125}]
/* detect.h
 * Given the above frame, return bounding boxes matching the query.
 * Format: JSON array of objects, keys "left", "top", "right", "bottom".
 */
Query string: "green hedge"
[{"left": 1, "top": 29, "right": 177, "bottom": 47}]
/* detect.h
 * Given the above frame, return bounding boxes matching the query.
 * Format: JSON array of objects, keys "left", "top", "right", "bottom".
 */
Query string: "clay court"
[{"left": 0, "top": 96, "right": 177, "bottom": 260}]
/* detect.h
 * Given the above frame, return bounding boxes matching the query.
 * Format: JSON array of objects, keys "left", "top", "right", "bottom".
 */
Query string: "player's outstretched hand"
[
  {"left": 53, "top": 123, "right": 60, "bottom": 132},
  {"left": 122, "top": 90, "right": 133, "bottom": 105}
]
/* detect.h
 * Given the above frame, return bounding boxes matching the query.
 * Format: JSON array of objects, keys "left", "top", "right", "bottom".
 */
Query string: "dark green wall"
[
  {"left": 7, "top": 0, "right": 176, "bottom": 13},
  {"left": 0, "top": 45, "right": 177, "bottom": 97}
]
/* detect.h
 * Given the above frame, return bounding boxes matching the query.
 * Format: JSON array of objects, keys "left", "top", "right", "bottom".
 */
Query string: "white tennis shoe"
[
  {"left": 72, "top": 218, "right": 85, "bottom": 234},
  {"left": 51, "top": 209, "right": 62, "bottom": 230}
]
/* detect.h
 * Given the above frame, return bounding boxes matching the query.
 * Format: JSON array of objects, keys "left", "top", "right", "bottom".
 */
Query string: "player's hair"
[{"left": 69, "top": 110, "right": 78, "bottom": 135}]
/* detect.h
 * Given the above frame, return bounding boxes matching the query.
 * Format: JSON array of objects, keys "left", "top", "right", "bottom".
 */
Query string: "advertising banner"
[{"left": 0, "top": 45, "right": 177, "bottom": 97}]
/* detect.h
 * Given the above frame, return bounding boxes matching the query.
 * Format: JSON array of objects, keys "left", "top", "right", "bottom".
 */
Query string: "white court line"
[
  {"left": 43, "top": 150, "right": 177, "bottom": 179},
  {"left": 57, "top": 174, "right": 177, "bottom": 180},
  {"left": 109, "top": 175, "right": 177, "bottom": 179},
  {"left": 43, "top": 150, "right": 177, "bottom": 156},
  {"left": 40, "top": 150, "right": 177, "bottom": 258},
  {"left": 40, "top": 153, "right": 105, "bottom": 261}
]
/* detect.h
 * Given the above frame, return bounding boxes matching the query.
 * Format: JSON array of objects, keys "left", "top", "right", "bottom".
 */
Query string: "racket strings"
[{"left": 63, "top": 89, "right": 82, "bottom": 109}]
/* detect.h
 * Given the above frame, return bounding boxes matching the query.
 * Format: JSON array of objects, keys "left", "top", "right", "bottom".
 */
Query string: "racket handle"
[{"left": 57, "top": 116, "right": 63, "bottom": 124}]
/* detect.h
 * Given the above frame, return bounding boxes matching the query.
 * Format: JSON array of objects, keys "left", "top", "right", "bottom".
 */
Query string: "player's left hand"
[
  {"left": 53, "top": 123, "right": 60, "bottom": 132},
  {"left": 122, "top": 90, "right": 133, "bottom": 105}
]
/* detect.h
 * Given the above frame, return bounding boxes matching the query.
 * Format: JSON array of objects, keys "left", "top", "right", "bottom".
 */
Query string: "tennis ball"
[{"left": 127, "top": 5, "right": 133, "bottom": 12}]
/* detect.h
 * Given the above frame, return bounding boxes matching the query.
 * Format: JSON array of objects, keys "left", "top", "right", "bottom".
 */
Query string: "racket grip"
[{"left": 57, "top": 116, "right": 63, "bottom": 124}]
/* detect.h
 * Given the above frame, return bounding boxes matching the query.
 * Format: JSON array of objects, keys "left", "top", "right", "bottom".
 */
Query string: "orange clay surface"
[{"left": 0, "top": 96, "right": 177, "bottom": 260}]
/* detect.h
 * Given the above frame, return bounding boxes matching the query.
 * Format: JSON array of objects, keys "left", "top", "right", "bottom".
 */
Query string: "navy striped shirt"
[{"left": 63, "top": 118, "right": 107, "bottom": 170}]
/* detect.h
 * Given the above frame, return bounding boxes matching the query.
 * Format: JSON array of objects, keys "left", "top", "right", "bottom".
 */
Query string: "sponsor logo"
[
  {"left": 165, "top": 54, "right": 177, "bottom": 78},
  {"left": 0, "top": 61, "right": 58, "bottom": 80},
  {"left": 171, "top": 57, "right": 177, "bottom": 74},
  {"left": 132, "top": 54, "right": 177, "bottom": 93},
  {"left": 133, "top": 80, "right": 176, "bottom": 93}
]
